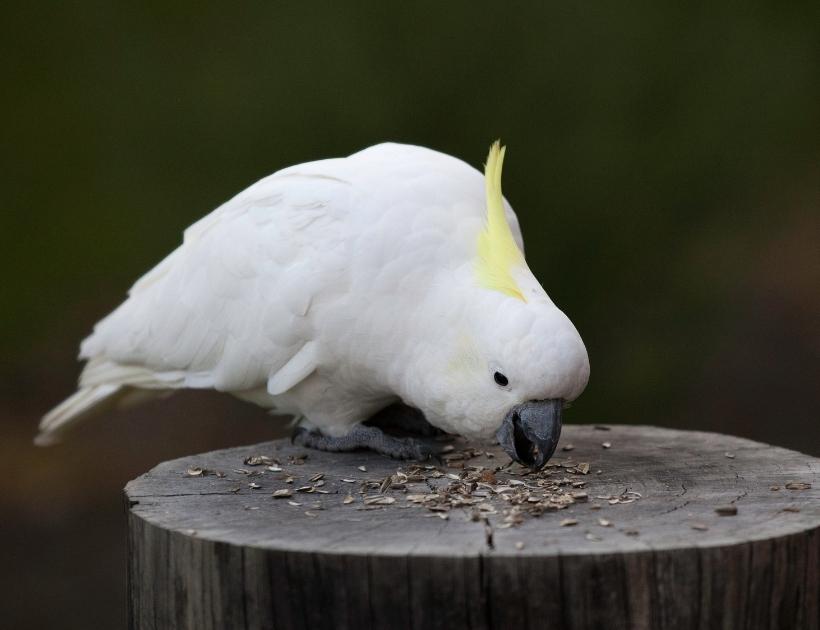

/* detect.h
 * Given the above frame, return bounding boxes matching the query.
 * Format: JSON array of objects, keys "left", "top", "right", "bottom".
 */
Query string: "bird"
[{"left": 37, "top": 141, "right": 589, "bottom": 469}]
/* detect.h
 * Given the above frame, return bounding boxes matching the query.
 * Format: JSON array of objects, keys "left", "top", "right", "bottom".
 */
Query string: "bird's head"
[{"left": 405, "top": 142, "right": 589, "bottom": 469}]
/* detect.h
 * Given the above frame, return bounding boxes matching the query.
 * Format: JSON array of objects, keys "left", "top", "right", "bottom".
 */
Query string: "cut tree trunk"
[{"left": 125, "top": 425, "right": 819, "bottom": 630}]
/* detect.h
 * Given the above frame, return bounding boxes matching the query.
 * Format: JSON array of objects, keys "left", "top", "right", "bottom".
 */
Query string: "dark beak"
[{"left": 495, "top": 399, "right": 563, "bottom": 470}]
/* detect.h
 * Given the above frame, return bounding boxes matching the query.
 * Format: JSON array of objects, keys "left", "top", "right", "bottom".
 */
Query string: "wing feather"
[{"left": 80, "top": 174, "right": 351, "bottom": 394}]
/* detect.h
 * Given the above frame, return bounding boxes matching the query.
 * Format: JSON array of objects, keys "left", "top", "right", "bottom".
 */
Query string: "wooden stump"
[{"left": 125, "top": 425, "right": 819, "bottom": 630}]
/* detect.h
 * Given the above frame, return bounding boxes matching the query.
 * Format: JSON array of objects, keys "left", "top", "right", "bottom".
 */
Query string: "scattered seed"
[
  {"left": 601, "top": 442, "right": 612, "bottom": 449},
  {"left": 304, "top": 511, "right": 318, "bottom": 517},
  {"left": 562, "top": 444, "right": 575, "bottom": 452},
  {"left": 287, "top": 501, "right": 301, "bottom": 506},
  {"left": 785, "top": 482, "right": 811, "bottom": 490},
  {"left": 624, "top": 529, "right": 640, "bottom": 536},
  {"left": 586, "top": 533, "right": 602, "bottom": 542},
  {"left": 364, "top": 496, "right": 396, "bottom": 505},
  {"left": 515, "top": 541, "right": 525, "bottom": 550},
  {"left": 598, "top": 518, "right": 612, "bottom": 527},
  {"left": 724, "top": 452, "right": 735, "bottom": 459},
  {"left": 244, "top": 455, "right": 273, "bottom": 466},
  {"left": 185, "top": 466, "right": 204, "bottom": 477},
  {"left": 715, "top": 505, "right": 738, "bottom": 516},
  {"left": 594, "top": 425, "right": 611, "bottom": 431},
  {"left": 691, "top": 523, "right": 709, "bottom": 531},
  {"left": 250, "top": 445, "right": 635, "bottom": 530},
  {"left": 248, "top": 482, "right": 261, "bottom": 489},
  {"left": 770, "top": 485, "right": 780, "bottom": 491},
  {"left": 426, "top": 512, "right": 449, "bottom": 520}
]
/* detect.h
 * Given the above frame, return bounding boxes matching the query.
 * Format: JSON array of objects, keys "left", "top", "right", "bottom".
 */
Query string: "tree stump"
[{"left": 125, "top": 425, "right": 819, "bottom": 630}]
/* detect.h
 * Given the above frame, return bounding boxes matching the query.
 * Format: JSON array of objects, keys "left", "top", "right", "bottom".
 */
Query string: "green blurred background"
[{"left": 2, "top": 2, "right": 818, "bottom": 627}]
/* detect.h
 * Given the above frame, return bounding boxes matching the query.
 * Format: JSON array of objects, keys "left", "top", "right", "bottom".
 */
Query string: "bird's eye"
[{"left": 493, "top": 372, "right": 509, "bottom": 387}]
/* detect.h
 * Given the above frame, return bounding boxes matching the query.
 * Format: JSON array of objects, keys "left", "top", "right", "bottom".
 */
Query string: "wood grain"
[{"left": 126, "top": 424, "right": 819, "bottom": 629}]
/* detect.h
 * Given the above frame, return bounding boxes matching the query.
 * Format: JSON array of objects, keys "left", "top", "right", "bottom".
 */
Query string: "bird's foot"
[
  {"left": 292, "top": 424, "right": 435, "bottom": 461},
  {"left": 365, "top": 402, "right": 445, "bottom": 437}
]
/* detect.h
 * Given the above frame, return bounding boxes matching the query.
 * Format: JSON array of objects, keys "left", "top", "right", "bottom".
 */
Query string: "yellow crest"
[{"left": 475, "top": 141, "right": 527, "bottom": 301}]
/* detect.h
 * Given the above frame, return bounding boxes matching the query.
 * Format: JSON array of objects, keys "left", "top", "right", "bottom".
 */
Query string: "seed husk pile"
[
  {"left": 337, "top": 445, "right": 641, "bottom": 528},
  {"left": 183, "top": 443, "right": 650, "bottom": 528}
]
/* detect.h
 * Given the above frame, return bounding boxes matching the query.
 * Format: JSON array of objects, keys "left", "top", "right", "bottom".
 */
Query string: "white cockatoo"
[{"left": 38, "top": 142, "right": 589, "bottom": 468}]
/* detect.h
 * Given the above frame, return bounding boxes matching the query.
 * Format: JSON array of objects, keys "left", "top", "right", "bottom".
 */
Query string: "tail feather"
[
  {"left": 36, "top": 384, "right": 124, "bottom": 445},
  {"left": 36, "top": 358, "right": 182, "bottom": 446}
]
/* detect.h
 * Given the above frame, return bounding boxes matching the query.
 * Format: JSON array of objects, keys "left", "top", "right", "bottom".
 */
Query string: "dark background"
[{"left": 2, "top": 3, "right": 818, "bottom": 628}]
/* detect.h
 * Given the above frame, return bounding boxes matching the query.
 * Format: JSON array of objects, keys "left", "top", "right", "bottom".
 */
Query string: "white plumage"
[{"left": 39, "top": 143, "right": 588, "bottom": 452}]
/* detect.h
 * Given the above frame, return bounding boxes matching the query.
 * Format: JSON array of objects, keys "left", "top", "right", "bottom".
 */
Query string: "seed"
[
  {"left": 272, "top": 489, "right": 292, "bottom": 498},
  {"left": 364, "top": 496, "right": 396, "bottom": 505},
  {"left": 715, "top": 505, "right": 737, "bottom": 516},
  {"left": 785, "top": 482, "right": 811, "bottom": 490}
]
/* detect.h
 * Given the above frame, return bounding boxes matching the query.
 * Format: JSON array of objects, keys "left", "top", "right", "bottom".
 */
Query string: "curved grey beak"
[{"left": 495, "top": 399, "right": 563, "bottom": 470}]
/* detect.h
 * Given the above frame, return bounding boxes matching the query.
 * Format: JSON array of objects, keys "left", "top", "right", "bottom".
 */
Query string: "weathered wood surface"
[{"left": 126, "top": 425, "right": 819, "bottom": 630}]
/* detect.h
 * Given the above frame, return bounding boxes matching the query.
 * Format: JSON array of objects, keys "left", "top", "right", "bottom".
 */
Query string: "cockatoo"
[{"left": 38, "top": 142, "right": 589, "bottom": 469}]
